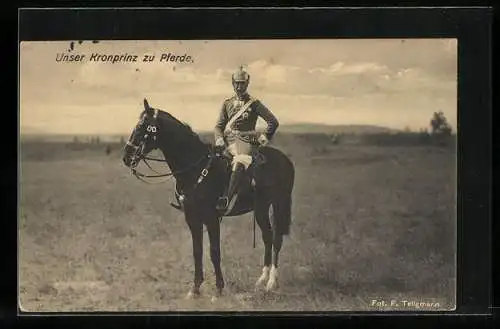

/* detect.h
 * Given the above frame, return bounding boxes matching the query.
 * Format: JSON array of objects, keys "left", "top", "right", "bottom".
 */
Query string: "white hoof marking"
[
  {"left": 266, "top": 278, "right": 278, "bottom": 291},
  {"left": 265, "top": 265, "right": 279, "bottom": 291},
  {"left": 185, "top": 291, "right": 199, "bottom": 300},
  {"left": 255, "top": 266, "right": 270, "bottom": 287}
]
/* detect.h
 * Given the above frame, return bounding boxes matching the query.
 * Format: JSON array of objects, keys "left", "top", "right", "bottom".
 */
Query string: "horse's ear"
[{"left": 143, "top": 98, "right": 155, "bottom": 116}]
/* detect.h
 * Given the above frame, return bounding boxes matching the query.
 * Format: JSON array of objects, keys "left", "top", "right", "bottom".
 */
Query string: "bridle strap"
[
  {"left": 132, "top": 171, "right": 170, "bottom": 185},
  {"left": 142, "top": 155, "right": 167, "bottom": 162},
  {"left": 127, "top": 109, "right": 214, "bottom": 186},
  {"left": 131, "top": 153, "right": 208, "bottom": 179},
  {"left": 142, "top": 157, "right": 165, "bottom": 175},
  {"left": 126, "top": 141, "right": 139, "bottom": 150},
  {"left": 132, "top": 145, "right": 216, "bottom": 197}
]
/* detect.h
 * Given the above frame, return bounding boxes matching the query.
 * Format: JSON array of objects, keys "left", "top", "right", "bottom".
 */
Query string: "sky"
[{"left": 19, "top": 39, "right": 457, "bottom": 135}]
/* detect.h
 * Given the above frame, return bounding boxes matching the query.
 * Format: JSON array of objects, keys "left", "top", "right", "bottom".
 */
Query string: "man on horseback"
[{"left": 214, "top": 66, "right": 280, "bottom": 213}]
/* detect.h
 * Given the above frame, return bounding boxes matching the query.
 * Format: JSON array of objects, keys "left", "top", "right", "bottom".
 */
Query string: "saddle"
[
  {"left": 216, "top": 146, "right": 267, "bottom": 175},
  {"left": 170, "top": 145, "right": 268, "bottom": 216}
]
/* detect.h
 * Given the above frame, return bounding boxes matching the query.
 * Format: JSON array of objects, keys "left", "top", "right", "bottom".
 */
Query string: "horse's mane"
[{"left": 156, "top": 109, "right": 207, "bottom": 145}]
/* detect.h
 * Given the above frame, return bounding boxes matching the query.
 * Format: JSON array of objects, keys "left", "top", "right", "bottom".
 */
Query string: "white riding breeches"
[
  {"left": 227, "top": 139, "right": 253, "bottom": 171},
  {"left": 232, "top": 154, "right": 253, "bottom": 170}
]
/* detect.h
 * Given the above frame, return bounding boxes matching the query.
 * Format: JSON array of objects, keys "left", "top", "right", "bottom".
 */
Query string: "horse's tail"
[
  {"left": 274, "top": 192, "right": 293, "bottom": 236},
  {"left": 262, "top": 146, "right": 294, "bottom": 236},
  {"left": 274, "top": 157, "right": 295, "bottom": 236}
]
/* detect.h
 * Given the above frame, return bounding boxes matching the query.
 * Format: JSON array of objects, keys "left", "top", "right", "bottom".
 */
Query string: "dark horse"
[{"left": 122, "top": 99, "right": 295, "bottom": 299}]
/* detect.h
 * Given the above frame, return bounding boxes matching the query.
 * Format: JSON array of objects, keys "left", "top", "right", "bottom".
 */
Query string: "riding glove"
[
  {"left": 215, "top": 137, "right": 225, "bottom": 147},
  {"left": 258, "top": 133, "right": 269, "bottom": 146}
]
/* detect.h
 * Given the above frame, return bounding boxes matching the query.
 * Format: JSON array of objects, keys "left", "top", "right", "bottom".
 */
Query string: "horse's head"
[
  {"left": 122, "top": 98, "right": 160, "bottom": 169},
  {"left": 122, "top": 98, "right": 207, "bottom": 171}
]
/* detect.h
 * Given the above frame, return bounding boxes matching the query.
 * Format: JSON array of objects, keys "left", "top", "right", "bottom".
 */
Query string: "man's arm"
[
  {"left": 214, "top": 101, "right": 228, "bottom": 143},
  {"left": 255, "top": 101, "right": 279, "bottom": 140}
]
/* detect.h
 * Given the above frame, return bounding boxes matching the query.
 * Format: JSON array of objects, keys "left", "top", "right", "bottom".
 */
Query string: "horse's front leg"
[
  {"left": 206, "top": 216, "right": 224, "bottom": 300},
  {"left": 186, "top": 218, "right": 204, "bottom": 299}
]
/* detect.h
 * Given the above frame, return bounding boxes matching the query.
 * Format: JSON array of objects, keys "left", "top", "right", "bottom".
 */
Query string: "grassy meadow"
[{"left": 18, "top": 131, "right": 457, "bottom": 312}]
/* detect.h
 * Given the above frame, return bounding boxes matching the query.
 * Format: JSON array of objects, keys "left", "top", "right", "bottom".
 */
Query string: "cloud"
[
  {"left": 246, "top": 60, "right": 302, "bottom": 85},
  {"left": 242, "top": 59, "right": 455, "bottom": 100},
  {"left": 55, "top": 56, "right": 456, "bottom": 120},
  {"left": 19, "top": 40, "right": 458, "bottom": 135},
  {"left": 21, "top": 39, "right": 457, "bottom": 108},
  {"left": 310, "top": 61, "right": 389, "bottom": 76},
  {"left": 75, "top": 60, "right": 231, "bottom": 99}
]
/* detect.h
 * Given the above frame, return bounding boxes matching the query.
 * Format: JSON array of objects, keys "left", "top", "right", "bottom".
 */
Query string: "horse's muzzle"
[
  {"left": 122, "top": 154, "right": 139, "bottom": 169},
  {"left": 122, "top": 155, "right": 131, "bottom": 168}
]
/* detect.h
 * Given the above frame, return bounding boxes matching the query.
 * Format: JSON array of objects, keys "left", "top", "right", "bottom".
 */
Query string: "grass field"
[{"left": 19, "top": 133, "right": 457, "bottom": 312}]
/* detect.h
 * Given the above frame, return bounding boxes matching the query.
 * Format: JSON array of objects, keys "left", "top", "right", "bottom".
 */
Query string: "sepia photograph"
[{"left": 19, "top": 39, "right": 457, "bottom": 312}]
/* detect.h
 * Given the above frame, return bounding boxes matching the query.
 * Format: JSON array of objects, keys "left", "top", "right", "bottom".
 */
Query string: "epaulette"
[
  {"left": 246, "top": 94, "right": 259, "bottom": 103},
  {"left": 224, "top": 94, "right": 259, "bottom": 104},
  {"left": 249, "top": 95, "right": 259, "bottom": 103},
  {"left": 223, "top": 96, "right": 234, "bottom": 104}
]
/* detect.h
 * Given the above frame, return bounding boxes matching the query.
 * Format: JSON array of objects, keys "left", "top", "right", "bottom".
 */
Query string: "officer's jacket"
[{"left": 214, "top": 93, "right": 279, "bottom": 142}]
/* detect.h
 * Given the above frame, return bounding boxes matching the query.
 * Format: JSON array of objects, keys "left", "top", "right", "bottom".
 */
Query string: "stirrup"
[
  {"left": 216, "top": 196, "right": 229, "bottom": 210},
  {"left": 170, "top": 193, "right": 185, "bottom": 211}
]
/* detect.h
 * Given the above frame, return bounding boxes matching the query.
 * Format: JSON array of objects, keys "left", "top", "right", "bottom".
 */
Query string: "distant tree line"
[
  {"left": 430, "top": 111, "right": 452, "bottom": 136},
  {"left": 72, "top": 135, "right": 101, "bottom": 144},
  {"left": 69, "top": 135, "right": 128, "bottom": 156},
  {"left": 71, "top": 135, "right": 127, "bottom": 144},
  {"left": 326, "top": 111, "right": 454, "bottom": 147}
]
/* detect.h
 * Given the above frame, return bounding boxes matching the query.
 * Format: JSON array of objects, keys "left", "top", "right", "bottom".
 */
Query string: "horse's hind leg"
[
  {"left": 254, "top": 199, "right": 273, "bottom": 289},
  {"left": 266, "top": 198, "right": 288, "bottom": 292},
  {"left": 266, "top": 203, "right": 283, "bottom": 291}
]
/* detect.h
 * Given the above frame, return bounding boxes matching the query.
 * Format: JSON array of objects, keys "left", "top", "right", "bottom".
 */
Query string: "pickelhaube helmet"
[{"left": 232, "top": 66, "right": 250, "bottom": 83}]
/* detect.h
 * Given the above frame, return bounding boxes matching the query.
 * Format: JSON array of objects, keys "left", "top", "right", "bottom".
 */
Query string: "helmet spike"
[{"left": 232, "top": 66, "right": 250, "bottom": 83}]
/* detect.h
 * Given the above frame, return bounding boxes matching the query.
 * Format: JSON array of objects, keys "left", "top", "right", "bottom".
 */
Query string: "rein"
[
  {"left": 127, "top": 137, "right": 215, "bottom": 189},
  {"left": 132, "top": 154, "right": 208, "bottom": 179}
]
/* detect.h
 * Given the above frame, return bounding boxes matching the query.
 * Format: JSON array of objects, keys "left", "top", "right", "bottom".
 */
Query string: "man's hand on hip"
[
  {"left": 215, "top": 137, "right": 225, "bottom": 147},
  {"left": 258, "top": 134, "right": 269, "bottom": 146}
]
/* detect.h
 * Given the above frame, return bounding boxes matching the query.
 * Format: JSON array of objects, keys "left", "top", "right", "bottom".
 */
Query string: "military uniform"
[
  {"left": 215, "top": 93, "right": 279, "bottom": 169},
  {"left": 214, "top": 67, "right": 280, "bottom": 213}
]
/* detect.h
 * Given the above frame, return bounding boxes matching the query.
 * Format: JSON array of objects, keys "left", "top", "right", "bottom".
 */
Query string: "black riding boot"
[{"left": 217, "top": 163, "right": 245, "bottom": 212}]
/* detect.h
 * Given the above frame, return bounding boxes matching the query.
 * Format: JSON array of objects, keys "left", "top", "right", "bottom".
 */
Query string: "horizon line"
[{"left": 19, "top": 122, "right": 409, "bottom": 136}]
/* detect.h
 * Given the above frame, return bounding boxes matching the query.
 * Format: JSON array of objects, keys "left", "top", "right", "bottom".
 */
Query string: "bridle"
[
  {"left": 133, "top": 153, "right": 209, "bottom": 186},
  {"left": 125, "top": 110, "right": 213, "bottom": 185}
]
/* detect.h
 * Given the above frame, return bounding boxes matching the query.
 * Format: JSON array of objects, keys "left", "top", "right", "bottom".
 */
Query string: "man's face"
[{"left": 233, "top": 81, "right": 248, "bottom": 96}]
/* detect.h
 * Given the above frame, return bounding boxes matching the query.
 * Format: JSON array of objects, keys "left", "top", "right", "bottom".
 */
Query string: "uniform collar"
[{"left": 234, "top": 92, "right": 249, "bottom": 101}]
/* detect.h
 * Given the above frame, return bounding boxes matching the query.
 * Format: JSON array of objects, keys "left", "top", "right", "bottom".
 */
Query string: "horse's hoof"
[
  {"left": 265, "top": 278, "right": 278, "bottom": 292},
  {"left": 256, "top": 267, "right": 271, "bottom": 289},
  {"left": 212, "top": 288, "right": 223, "bottom": 301},
  {"left": 255, "top": 275, "right": 269, "bottom": 288},
  {"left": 185, "top": 290, "right": 200, "bottom": 300}
]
